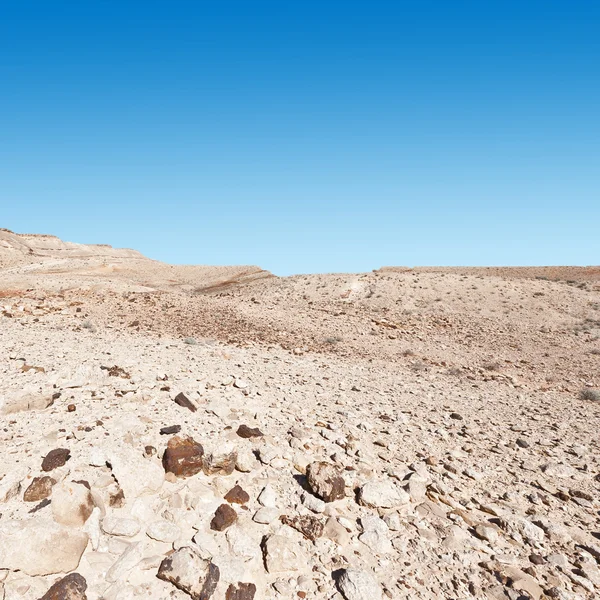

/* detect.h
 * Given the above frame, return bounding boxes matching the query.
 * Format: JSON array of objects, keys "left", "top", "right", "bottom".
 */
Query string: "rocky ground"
[{"left": 0, "top": 230, "right": 599, "bottom": 600}]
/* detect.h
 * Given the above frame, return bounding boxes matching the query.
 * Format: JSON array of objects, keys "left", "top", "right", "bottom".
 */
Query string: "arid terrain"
[{"left": 1, "top": 228, "right": 599, "bottom": 600}]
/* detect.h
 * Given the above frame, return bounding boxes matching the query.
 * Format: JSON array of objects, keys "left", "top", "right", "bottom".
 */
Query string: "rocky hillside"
[
  {"left": 0, "top": 228, "right": 144, "bottom": 267},
  {"left": 0, "top": 231, "right": 599, "bottom": 600}
]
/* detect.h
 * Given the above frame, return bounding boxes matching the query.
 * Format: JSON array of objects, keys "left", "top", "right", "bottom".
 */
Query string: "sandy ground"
[{"left": 0, "top": 230, "right": 599, "bottom": 600}]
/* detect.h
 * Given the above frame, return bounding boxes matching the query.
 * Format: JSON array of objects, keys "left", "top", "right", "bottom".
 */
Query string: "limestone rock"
[
  {"left": 1, "top": 391, "right": 53, "bottom": 415},
  {"left": 102, "top": 516, "right": 141, "bottom": 537},
  {"left": 306, "top": 461, "right": 345, "bottom": 502},
  {"left": 253, "top": 507, "right": 279, "bottom": 524},
  {"left": 235, "top": 447, "right": 257, "bottom": 473},
  {"left": 105, "top": 541, "right": 145, "bottom": 583},
  {"left": 203, "top": 443, "right": 237, "bottom": 476},
  {"left": 157, "top": 546, "right": 220, "bottom": 600},
  {"left": 146, "top": 520, "right": 181, "bottom": 543},
  {"left": 0, "top": 518, "right": 88, "bottom": 576},
  {"left": 162, "top": 435, "right": 204, "bottom": 478},
  {"left": 39, "top": 573, "right": 88, "bottom": 600},
  {"left": 257, "top": 484, "right": 277, "bottom": 508},
  {"left": 106, "top": 445, "right": 165, "bottom": 499},
  {"left": 263, "top": 535, "right": 306, "bottom": 573},
  {"left": 338, "top": 569, "right": 383, "bottom": 600},
  {"left": 52, "top": 481, "right": 94, "bottom": 527},
  {"left": 302, "top": 492, "right": 326, "bottom": 513},
  {"left": 358, "top": 480, "right": 410, "bottom": 509}
]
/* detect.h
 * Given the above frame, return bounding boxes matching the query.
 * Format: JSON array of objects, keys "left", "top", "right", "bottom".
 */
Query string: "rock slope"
[{"left": 0, "top": 231, "right": 599, "bottom": 600}]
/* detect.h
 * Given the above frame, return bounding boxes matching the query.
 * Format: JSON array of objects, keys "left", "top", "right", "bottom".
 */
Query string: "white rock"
[
  {"left": 406, "top": 478, "right": 427, "bottom": 502},
  {"left": 0, "top": 518, "right": 88, "bottom": 575},
  {"left": 89, "top": 447, "right": 108, "bottom": 467},
  {"left": 0, "top": 470, "right": 25, "bottom": 503},
  {"left": 264, "top": 535, "right": 306, "bottom": 573},
  {"left": 258, "top": 484, "right": 277, "bottom": 508},
  {"left": 338, "top": 569, "right": 383, "bottom": 600},
  {"left": 226, "top": 526, "right": 262, "bottom": 559},
  {"left": 108, "top": 445, "right": 164, "bottom": 501},
  {"left": 235, "top": 447, "right": 257, "bottom": 472},
  {"left": 102, "top": 516, "right": 141, "bottom": 537},
  {"left": 146, "top": 520, "right": 181, "bottom": 543},
  {"left": 253, "top": 507, "right": 280, "bottom": 524},
  {"left": 302, "top": 493, "right": 326, "bottom": 513},
  {"left": 85, "top": 506, "right": 102, "bottom": 550},
  {"left": 52, "top": 481, "right": 95, "bottom": 527},
  {"left": 359, "top": 516, "right": 392, "bottom": 553},
  {"left": 258, "top": 445, "right": 279, "bottom": 465},
  {"left": 106, "top": 541, "right": 146, "bottom": 583},
  {"left": 383, "top": 512, "right": 402, "bottom": 531},
  {"left": 359, "top": 480, "right": 410, "bottom": 509},
  {"left": 1, "top": 391, "right": 53, "bottom": 414}
]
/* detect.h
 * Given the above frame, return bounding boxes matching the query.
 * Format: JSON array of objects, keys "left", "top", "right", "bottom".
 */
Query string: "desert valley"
[{"left": 0, "top": 228, "right": 599, "bottom": 600}]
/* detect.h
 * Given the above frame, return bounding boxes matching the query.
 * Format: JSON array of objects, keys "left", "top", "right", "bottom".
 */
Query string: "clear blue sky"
[{"left": 1, "top": 1, "right": 598, "bottom": 275}]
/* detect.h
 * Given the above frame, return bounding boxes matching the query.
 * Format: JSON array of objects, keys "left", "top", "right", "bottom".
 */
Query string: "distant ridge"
[{"left": 378, "top": 265, "right": 600, "bottom": 281}]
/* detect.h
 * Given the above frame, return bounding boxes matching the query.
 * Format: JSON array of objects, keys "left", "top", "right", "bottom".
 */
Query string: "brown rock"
[
  {"left": 144, "top": 445, "right": 156, "bottom": 457},
  {"left": 162, "top": 436, "right": 204, "bottom": 478},
  {"left": 29, "top": 498, "right": 51, "bottom": 513},
  {"left": 281, "top": 514, "right": 324, "bottom": 541},
  {"left": 39, "top": 573, "right": 88, "bottom": 599},
  {"left": 236, "top": 425, "right": 264, "bottom": 439},
  {"left": 24, "top": 476, "right": 56, "bottom": 502},
  {"left": 173, "top": 392, "right": 197, "bottom": 412},
  {"left": 306, "top": 461, "right": 345, "bottom": 502},
  {"left": 226, "top": 583, "right": 257, "bottom": 600},
  {"left": 160, "top": 425, "right": 181, "bottom": 435},
  {"left": 210, "top": 503, "right": 237, "bottom": 531},
  {"left": 67, "top": 404, "right": 76, "bottom": 412},
  {"left": 224, "top": 485, "right": 250, "bottom": 505},
  {"left": 109, "top": 488, "right": 125, "bottom": 508},
  {"left": 42, "top": 448, "right": 71, "bottom": 472}
]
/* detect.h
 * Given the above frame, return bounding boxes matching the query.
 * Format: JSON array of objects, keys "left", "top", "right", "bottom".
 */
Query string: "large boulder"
[
  {"left": 306, "top": 462, "right": 345, "bottom": 502},
  {"left": 52, "top": 481, "right": 94, "bottom": 527},
  {"left": 108, "top": 444, "right": 165, "bottom": 499},
  {"left": 162, "top": 436, "right": 204, "bottom": 478},
  {"left": 0, "top": 519, "right": 88, "bottom": 575},
  {"left": 358, "top": 480, "right": 409, "bottom": 509}
]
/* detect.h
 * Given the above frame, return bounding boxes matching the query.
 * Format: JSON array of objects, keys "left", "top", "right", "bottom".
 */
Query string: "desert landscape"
[{"left": 0, "top": 227, "right": 599, "bottom": 600}]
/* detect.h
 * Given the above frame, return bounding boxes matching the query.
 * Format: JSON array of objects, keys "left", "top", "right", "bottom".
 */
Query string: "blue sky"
[{"left": 1, "top": 1, "right": 598, "bottom": 275}]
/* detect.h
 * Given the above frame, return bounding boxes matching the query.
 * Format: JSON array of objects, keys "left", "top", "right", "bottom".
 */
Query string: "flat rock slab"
[{"left": 0, "top": 518, "right": 88, "bottom": 576}]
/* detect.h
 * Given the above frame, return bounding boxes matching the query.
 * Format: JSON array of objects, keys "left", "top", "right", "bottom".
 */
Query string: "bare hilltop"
[{"left": 1, "top": 229, "right": 599, "bottom": 600}]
